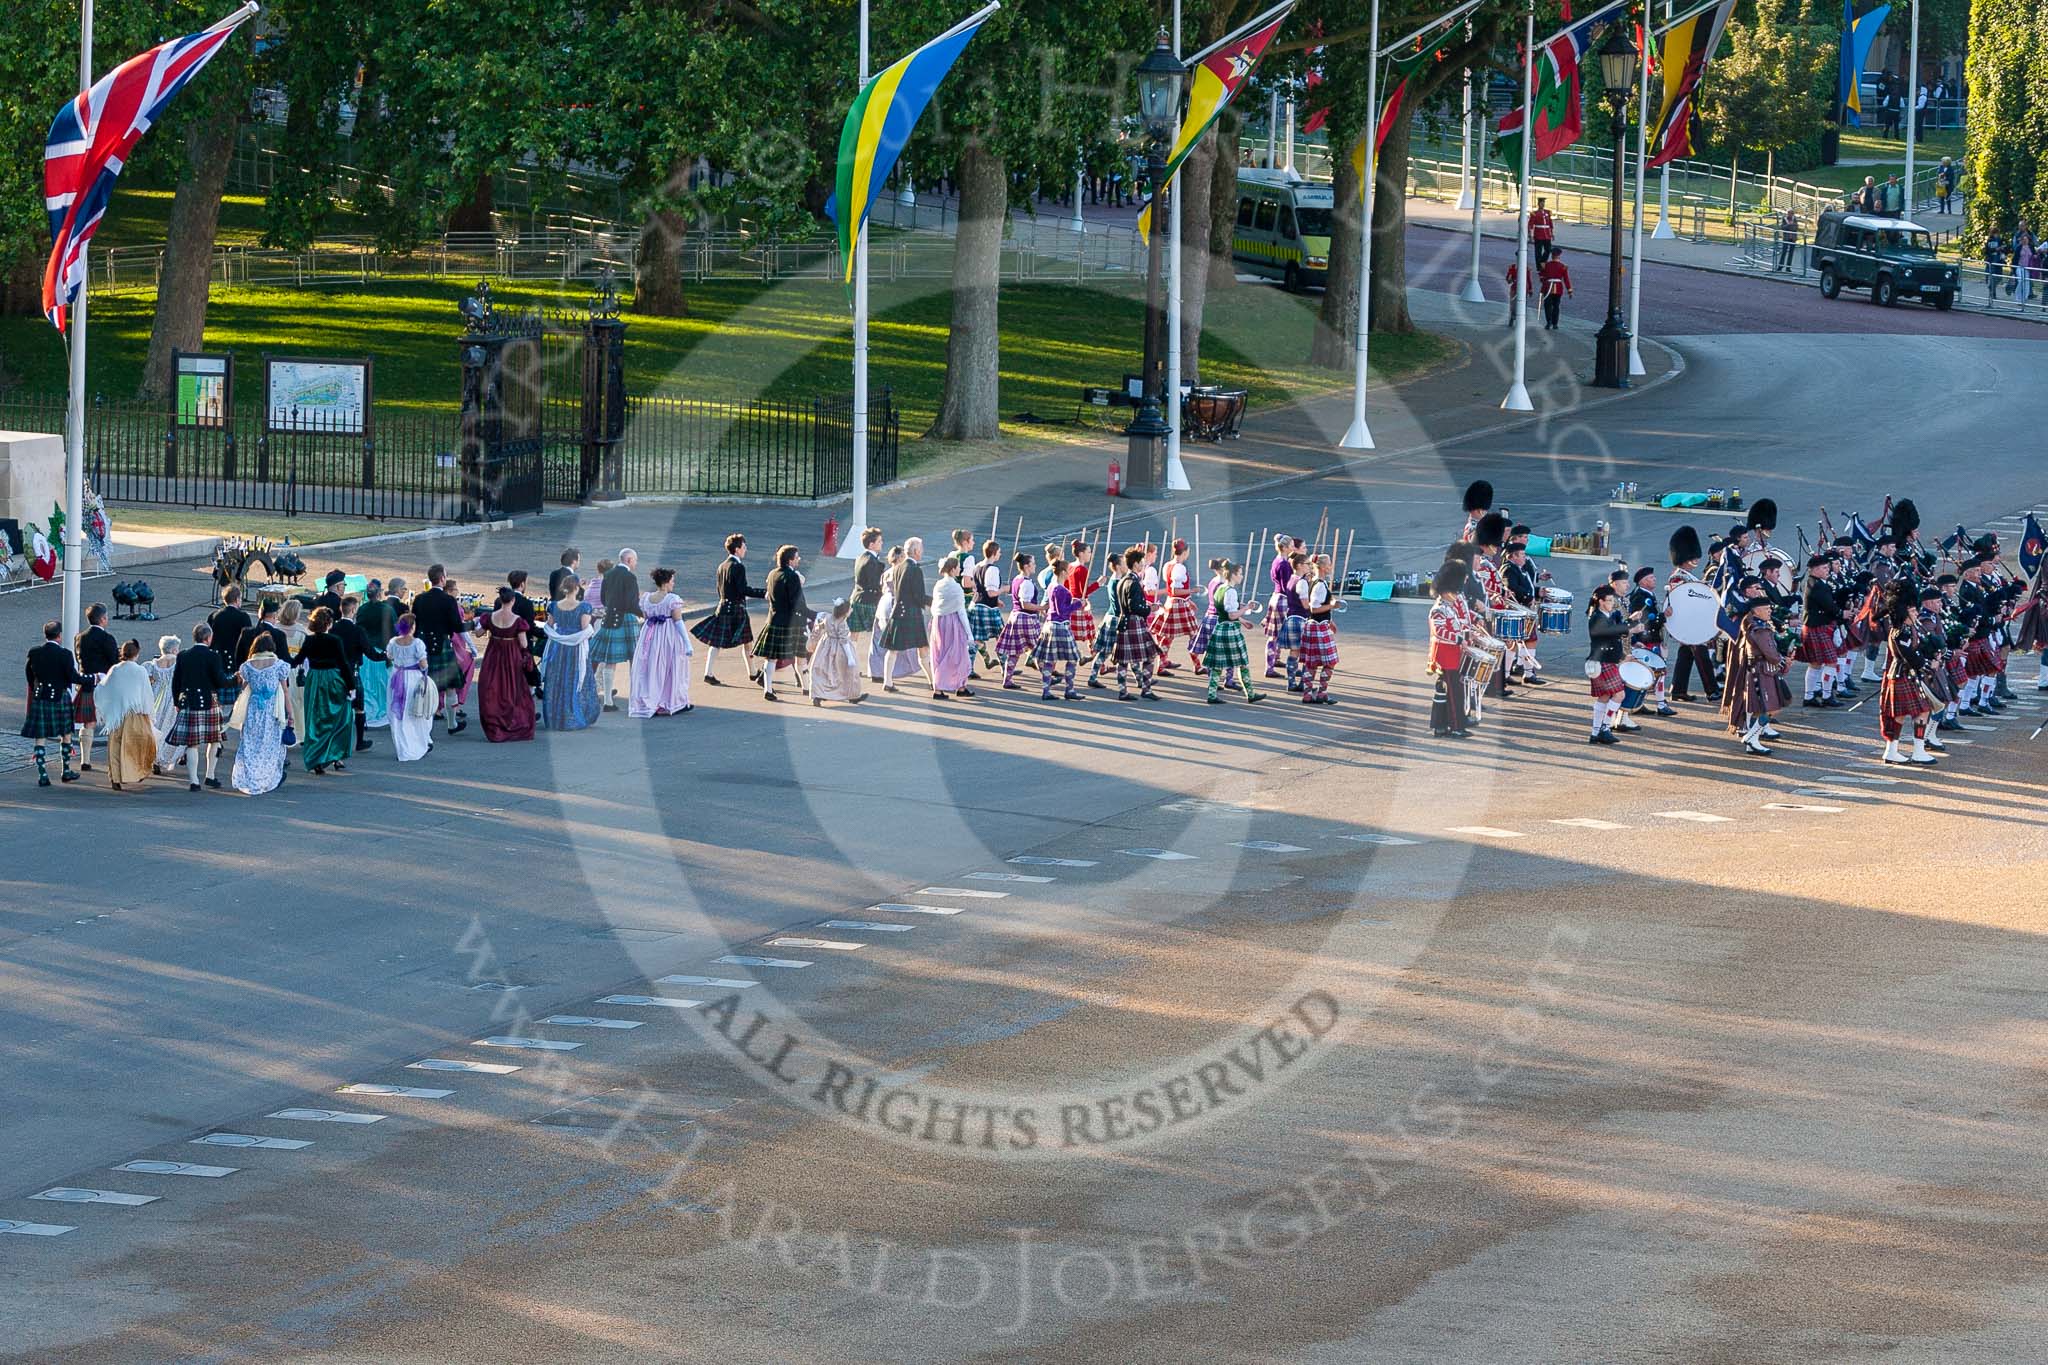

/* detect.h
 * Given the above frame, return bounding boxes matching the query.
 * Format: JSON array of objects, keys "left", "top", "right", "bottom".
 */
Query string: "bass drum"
[{"left": 1665, "top": 580, "right": 1725, "bottom": 646}]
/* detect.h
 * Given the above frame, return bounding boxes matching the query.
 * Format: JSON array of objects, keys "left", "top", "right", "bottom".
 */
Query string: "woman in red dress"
[{"left": 475, "top": 587, "right": 537, "bottom": 742}]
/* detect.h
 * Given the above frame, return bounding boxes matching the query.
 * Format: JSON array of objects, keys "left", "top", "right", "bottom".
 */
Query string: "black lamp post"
[
  {"left": 1592, "top": 22, "right": 1638, "bottom": 389},
  {"left": 1124, "top": 29, "right": 1183, "bottom": 495}
]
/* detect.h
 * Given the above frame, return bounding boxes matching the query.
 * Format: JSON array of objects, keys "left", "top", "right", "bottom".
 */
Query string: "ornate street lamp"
[
  {"left": 1592, "top": 21, "right": 1638, "bottom": 389},
  {"left": 1124, "top": 29, "right": 1183, "bottom": 495}
]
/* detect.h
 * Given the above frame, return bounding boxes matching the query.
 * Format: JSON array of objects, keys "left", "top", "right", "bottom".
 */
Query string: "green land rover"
[{"left": 1809, "top": 210, "right": 1958, "bottom": 310}]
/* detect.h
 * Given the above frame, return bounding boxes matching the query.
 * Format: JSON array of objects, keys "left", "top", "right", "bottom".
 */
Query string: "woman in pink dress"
[
  {"left": 629, "top": 567, "right": 694, "bottom": 717},
  {"left": 929, "top": 556, "right": 975, "bottom": 699}
]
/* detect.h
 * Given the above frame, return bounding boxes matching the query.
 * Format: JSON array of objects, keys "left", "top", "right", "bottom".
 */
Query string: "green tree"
[
  {"left": 1699, "top": 3, "right": 1833, "bottom": 207},
  {"left": 1963, "top": 0, "right": 2048, "bottom": 239}
]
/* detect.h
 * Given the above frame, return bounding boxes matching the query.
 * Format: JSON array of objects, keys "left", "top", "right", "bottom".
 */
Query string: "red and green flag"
[{"left": 1495, "top": 0, "right": 1627, "bottom": 167}]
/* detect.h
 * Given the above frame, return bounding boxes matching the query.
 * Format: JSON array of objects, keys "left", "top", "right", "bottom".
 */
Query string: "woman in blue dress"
[
  {"left": 539, "top": 577, "right": 602, "bottom": 731},
  {"left": 230, "top": 637, "right": 300, "bottom": 795}
]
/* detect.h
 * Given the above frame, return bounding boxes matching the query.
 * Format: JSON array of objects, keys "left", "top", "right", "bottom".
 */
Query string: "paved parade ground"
[{"left": 4, "top": 226, "right": 2046, "bottom": 1362}]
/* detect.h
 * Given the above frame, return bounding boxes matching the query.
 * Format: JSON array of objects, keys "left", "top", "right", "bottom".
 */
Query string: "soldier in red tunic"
[{"left": 1538, "top": 249, "right": 1573, "bottom": 329}]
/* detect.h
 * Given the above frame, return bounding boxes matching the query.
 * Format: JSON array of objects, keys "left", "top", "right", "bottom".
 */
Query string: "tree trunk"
[
  {"left": 447, "top": 177, "right": 496, "bottom": 234},
  {"left": 1208, "top": 116, "right": 1242, "bottom": 293},
  {"left": 1369, "top": 115, "right": 1418, "bottom": 335},
  {"left": 0, "top": 242, "right": 43, "bottom": 320},
  {"left": 634, "top": 202, "right": 691, "bottom": 318},
  {"left": 931, "top": 143, "right": 1006, "bottom": 442},
  {"left": 1310, "top": 136, "right": 1364, "bottom": 371},
  {"left": 139, "top": 105, "right": 239, "bottom": 402},
  {"left": 1177, "top": 131, "right": 1218, "bottom": 383}
]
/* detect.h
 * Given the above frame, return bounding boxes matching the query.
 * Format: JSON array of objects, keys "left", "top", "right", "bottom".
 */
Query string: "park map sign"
[{"left": 264, "top": 356, "right": 372, "bottom": 435}]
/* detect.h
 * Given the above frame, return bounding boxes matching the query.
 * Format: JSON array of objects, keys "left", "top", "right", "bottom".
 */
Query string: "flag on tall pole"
[
  {"left": 1647, "top": 0, "right": 1737, "bottom": 169},
  {"left": 41, "top": 2, "right": 260, "bottom": 331},
  {"left": 827, "top": 1, "right": 1000, "bottom": 283},
  {"left": 1494, "top": 0, "right": 1628, "bottom": 168},
  {"left": 2021, "top": 513, "right": 2045, "bottom": 580},
  {"left": 1837, "top": 1, "right": 1891, "bottom": 127},
  {"left": 1137, "top": 1, "right": 1295, "bottom": 240},
  {"left": 1374, "top": 29, "right": 1464, "bottom": 153}
]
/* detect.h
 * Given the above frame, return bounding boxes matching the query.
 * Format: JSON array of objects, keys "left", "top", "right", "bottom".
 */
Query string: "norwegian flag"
[{"left": 41, "top": 3, "right": 258, "bottom": 332}]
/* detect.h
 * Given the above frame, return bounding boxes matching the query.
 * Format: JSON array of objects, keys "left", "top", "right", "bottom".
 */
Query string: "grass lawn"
[
  {"left": 0, "top": 272, "right": 1449, "bottom": 444},
  {"left": 1809, "top": 127, "right": 1969, "bottom": 197},
  {"left": 110, "top": 506, "right": 426, "bottom": 546}
]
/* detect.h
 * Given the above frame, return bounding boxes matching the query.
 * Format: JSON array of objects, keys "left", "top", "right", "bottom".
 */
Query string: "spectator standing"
[
  {"left": 1935, "top": 158, "right": 1956, "bottom": 214},
  {"left": 1983, "top": 231, "right": 2008, "bottom": 300},
  {"left": 1776, "top": 209, "right": 1800, "bottom": 271}
]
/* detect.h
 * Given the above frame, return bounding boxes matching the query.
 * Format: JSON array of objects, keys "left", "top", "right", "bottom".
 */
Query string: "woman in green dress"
[{"left": 296, "top": 607, "right": 358, "bottom": 773}]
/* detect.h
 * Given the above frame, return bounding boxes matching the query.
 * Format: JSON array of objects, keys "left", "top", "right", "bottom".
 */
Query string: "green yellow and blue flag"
[{"left": 828, "top": 1, "right": 1000, "bottom": 283}]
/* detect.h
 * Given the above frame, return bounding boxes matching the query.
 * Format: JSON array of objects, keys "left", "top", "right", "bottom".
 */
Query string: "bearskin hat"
[
  {"left": 1473, "top": 512, "right": 1512, "bottom": 549},
  {"left": 1746, "top": 498, "right": 1777, "bottom": 532},
  {"left": 1433, "top": 560, "right": 1471, "bottom": 595},
  {"left": 1669, "top": 524, "right": 1702, "bottom": 565},
  {"left": 1462, "top": 480, "right": 1494, "bottom": 515},
  {"left": 1890, "top": 498, "right": 1920, "bottom": 540}
]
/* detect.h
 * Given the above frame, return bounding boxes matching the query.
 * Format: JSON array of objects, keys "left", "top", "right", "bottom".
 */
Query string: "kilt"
[
  {"left": 994, "top": 610, "right": 1039, "bottom": 659},
  {"left": 1297, "top": 619, "right": 1339, "bottom": 670},
  {"left": 167, "top": 702, "right": 224, "bottom": 747},
  {"left": 1880, "top": 675, "right": 1932, "bottom": 724},
  {"left": 72, "top": 686, "right": 96, "bottom": 725},
  {"left": 20, "top": 692, "right": 74, "bottom": 740},
  {"left": 1191, "top": 609, "right": 1219, "bottom": 658},
  {"left": 1111, "top": 614, "right": 1159, "bottom": 666},
  {"left": 1964, "top": 636, "right": 2003, "bottom": 677},
  {"left": 1203, "top": 620, "right": 1251, "bottom": 673},
  {"left": 877, "top": 606, "right": 929, "bottom": 652},
  {"left": 426, "top": 641, "right": 465, "bottom": 692},
  {"left": 1034, "top": 619, "right": 1082, "bottom": 666},
  {"left": 1946, "top": 653, "right": 1968, "bottom": 688},
  {"left": 968, "top": 602, "right": 1005, "bottom": 642},
  {"left": 753, "top": 614, "right": 809, "bottom": 661},
  {"left": 1795, "top": 624, "right": 1839, "bottom": 666},
  {"left": 1095, "top": 612, "right": 1120, "bottom": 657},
  {"left": 847, "top": 599, "right": 879, "bottom": 634},
  {"left": 1150, "top": 595, "right": 1198, "bottom": 643},
  {"left": 691, "top": 601, "right": 753, "bottom": 649},
  {"left": 1589, "top": 662, "right": 1625, "bottom": 699},
  {"left": 1066, "top": 602, "right": 1096, "bottom": 647},
  {"left": 590, "top": 619, "right": 641, "bottom": 666},
  {"left": 1269, "top": 613, "right": 1307, "bottom": 650}
]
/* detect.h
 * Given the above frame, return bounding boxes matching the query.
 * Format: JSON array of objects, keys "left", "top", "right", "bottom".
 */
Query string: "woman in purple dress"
[{"left": 629, "top": 568, "right": 694, "bottom": 717}]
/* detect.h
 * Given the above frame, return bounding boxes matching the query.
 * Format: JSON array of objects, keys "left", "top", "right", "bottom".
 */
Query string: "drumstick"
[
  {"left": 1338, "top": 529, "right": 1355, "bottom": 602},
  {"left": 1104, "top": 504, "right": 1115, "bottom": 560},
  {"left": 1169, "top": 516, "right": 1177, "bottom": 550},
  {"left": 1193, "top": 514, "right": 1200, "bottom": 571},
  {"left": 989, "top": 506, "right": 1000, "bottom": 548},
  {"left": 1012, "top": 515, "right": 1024, "bottom": 564}
]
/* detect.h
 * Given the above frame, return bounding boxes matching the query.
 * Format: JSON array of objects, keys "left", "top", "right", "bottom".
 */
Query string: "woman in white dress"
[
  {"left": 148, "top": 634, "right": 185, "bottom": 774},
  {"left": 629, "top": 568, "right": 694, "bottom": 717},
  {"left": 385, "top": 614, "right": 439, "bottom": 762},
  {"left": 229, "top": 636, "right": 301, "bottom": 796}
]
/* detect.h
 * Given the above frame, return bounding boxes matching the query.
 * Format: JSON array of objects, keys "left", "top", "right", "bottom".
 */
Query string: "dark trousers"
[
  {"left": 1672, "top": 643, "right": 1718, "bottom": 696},
  {"left": 1542, "top": 294, "right": 1562, "bottom": 329}
]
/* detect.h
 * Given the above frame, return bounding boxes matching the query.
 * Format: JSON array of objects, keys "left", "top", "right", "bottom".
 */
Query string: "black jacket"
[
  {"left": 26, "top": 640, "right": 88, "bottom": 696},
  {"left": 76, "top": 625, "right": 119, "bottom": 679},
  {"left": 1505, "top": 561, "right": 1540, "bottom": 607},
  {"left": 853, "top": 550, "right": 885, "bottom": 605},
  {"left": 1586, "top": 608, "right": 1629, "bottom": 665},
  {"left": 238, "top": 622, "right": 290, "bottom": 667},
  {"left": 764, "top": 567, "right": 816, "bottom": 629},
  {"left": 410, "top": 587, "right": 466, "bottom": 651},
  {"left": 296, "top": 631, "right": 357, "bottom": 691},
  {"left": 715, "top": 557, "right": 764, "bottom": 607},
  {"left": 890, "top": 560, "right": 931, "bottom": 613},
  {"left": 170, "top": 646, "right": 232, "bottom": 708},
  {"left": 333, "top": 616, "right": 382, "bottom": 667},
  {"left": 207, "top": 605, "right": 252, "bottom": 665},
  {"left": 1116, "top": 574, "right": 1151, "bottom": 622},
  {"left": 1804, "top": 577, "right": 1841, "bottom": 629},
  {"left": 600, "top": 564, "right": 642, "bottom": 628},
  {"left": 355, "top": 598, "right": 397, "bottom": 649}
]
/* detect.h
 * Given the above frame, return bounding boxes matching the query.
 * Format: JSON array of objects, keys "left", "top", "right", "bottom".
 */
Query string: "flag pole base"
[
  {"left": 1627, "top": 337, "right": 1647, "bottom": 378},
  {"left": 1501, "top": 382, "right": 1533, "bottom": 413},
  {"left": 1165, "top": 456, "right": 1192, "bottom": 492},
  {"left": 1338, "top": 417, "right": 1375, "bottom": 451},
  {"left": 1460, "top": 276, "right": 1487, "bottom": 304},
  {"left": 1455, "top": 190, "right": 1476, "bottom": 210},
  {"left": 1651, "top": 220, "right": 1675, "bottom": 241}
]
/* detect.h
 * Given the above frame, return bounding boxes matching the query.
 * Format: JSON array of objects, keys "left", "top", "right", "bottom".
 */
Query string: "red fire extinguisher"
[
  {"left": 1108, "top": 460, "right": 1122, "bottom": 498},
  {"left": 822, "top": 517, "right": 840, "bottom": 557}
]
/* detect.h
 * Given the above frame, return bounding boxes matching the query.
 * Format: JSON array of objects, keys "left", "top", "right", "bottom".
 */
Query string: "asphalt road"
[{"left": 3, "top": 269, "right": 2045, "bottom": 1362}]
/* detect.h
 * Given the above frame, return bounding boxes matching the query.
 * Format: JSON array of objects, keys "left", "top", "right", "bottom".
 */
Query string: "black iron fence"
[{"left": 577, "top": 389, "right": 901, "bottom": 500}]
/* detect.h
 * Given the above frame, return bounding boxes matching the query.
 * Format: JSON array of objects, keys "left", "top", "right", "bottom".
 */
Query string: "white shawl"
[{"left": 96, "top": 660, "right": 155, "bottom": 731}]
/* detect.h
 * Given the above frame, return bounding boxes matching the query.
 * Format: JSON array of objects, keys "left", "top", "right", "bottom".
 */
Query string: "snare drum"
[
  {"left": 1493, "top": 607, "right": 1534, "bottom": 643},
  {"left": 1538, "top": 601, "right": 1572, "bottom": 634},
  {"left": 1461, "top": 644, "right": 1502, "bottom": 690},
  {"left": 1618, "top": 657, "right": 1656, "bottom": 710},
  {"left": 1629, "top": 645, "right": 1665, "bottom": 675}
]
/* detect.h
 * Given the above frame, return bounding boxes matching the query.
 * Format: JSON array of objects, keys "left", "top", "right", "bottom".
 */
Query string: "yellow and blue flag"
[
  {"left": 1838, "top": 1, "right": 1890, "bottom": 127},
  {"left": 828, "top": 2, "right": 1000, "bottom": 282}
]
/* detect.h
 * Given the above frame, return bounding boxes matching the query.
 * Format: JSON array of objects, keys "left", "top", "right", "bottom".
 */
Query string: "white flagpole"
[
  {"left": 62, "top": 0, "right": 93, "bottom": 640},
  {"left": 1338, "top": 0, "right": 1380, "bottom": 451},
  {"left": 1652, "top": 0, "right": 1674, "bottom": 238},
  {"left": 842, "top": 0, "right": 872, "bottom": 559},
  {"left": 1455, "top": 68, "right": 1475, "bottom": 210},
  {"left": 1502, "top": 0, "right": 1535, "bottom": 411},
  {"left": 1462, "top": 59, "right": 1487, "bottom": 303},
  {"left": 1902, "top": 0, "right": 1919, "bottom": 215},
  {"left": 1164, "top": 0, "right": 1190, "bottom": 492}
]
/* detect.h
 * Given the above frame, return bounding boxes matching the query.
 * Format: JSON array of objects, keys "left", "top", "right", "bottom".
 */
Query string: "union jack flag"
[{"left": 41, "top": 3, "right": 258, "bottom": 332}]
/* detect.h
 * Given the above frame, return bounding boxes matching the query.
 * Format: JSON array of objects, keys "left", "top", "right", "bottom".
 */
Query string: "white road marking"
[
  {"left": 1548, "top": 818, "right": 1629, "bottom": 830},
  {"left": 475, "top": 1037, "right": 582, "bottom": 1051},
  {"left": 340, "top": 1083, "right": 453, "bottom": 1098},
  {"left": 1941, "top": 738, "right": 1975, "bottom": 746},
  {"left": 964, "top": 872, "right": 1054, "bottom": 884},
  {"left": 192, "top": 1134, "right": 312, "bottom": 1150},
  {"left": 1010, "top": 856, "right": 1097, "bottom": 867},
  {"left": 408, "top": 1059, "right": 520, "bottom": 1075},
  {"left": 1340, "top": 833, "right": 1423, "bottom": 846},
  {"left": 1447, "top": 826, "right": 1526, "bottom": 838},
  {"left": 768, "top": 938, "right": 864, "bottom": 951},
  {"left": 819, "top": 920, "right": 916, "bottom": 932},
  {"left": 659, "top": 974, "right": 757, "bottom": 989},
  {"left": 868, "top": 903, "right": 966, "bottom": 916},
  {"left": 1789, "top": 788, "right": 1870, "bottom": 799},
  {"left": 31, "top": 1188, "right": 158, "bottom": 1206},
  {"left": 267, "top": 1108, "right": 387, "bottom": 1124},
  {"left": 1763, "top": 803, "right": 1845, "bottom": 813},
  {"left": 1233, "top": 840, "right": 1309, "bottom": 852},
  {"left": 539, "top": 1015, "right": 644, "bottom": 1029},
  {"left": 0, "top": 1220, "right": 75, "bottom": 1236},
  {"left": 598, "top": 995, "right": 703, "bottom": 1009},
  {"left": 715, "top": 955, "right": 812, "bottom": 969},
  {"left": 1655, "top": 811, "right": 1733, "bottom": 823},
  {"left": 918, "top": 887, "right": 1008, "bottom": 898},
  {"left": 114, "top": 1161, "right": 237, "bottom": 1178},
  {"left": 1120, "top": 848, "right": 1197, "bottom": 860}
]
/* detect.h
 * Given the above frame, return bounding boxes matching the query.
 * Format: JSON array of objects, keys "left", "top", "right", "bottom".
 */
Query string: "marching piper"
[
  {"left": 1725, "top": 588, "right": 1790, "bottom": 755},
  {"left": 1798, "top": 553, "right": 1845, "bottom": 708},
  {"left": 1878, "top": 586, "right": 1941, "bottom": 765}
]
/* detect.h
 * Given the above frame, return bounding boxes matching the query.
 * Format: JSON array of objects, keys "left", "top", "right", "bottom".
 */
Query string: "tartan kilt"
[
  {"left": 1095, "top": 612, "right": 1121, "bottom": 656},
  {"left": 1964, "top": 637, "right": 2002, "bottom": 677},
  {"left": 968, "top": 602, "right": 1005, "bottom": 642},
  {"left": 1589, "top": 663, "right": 1625, "bottom": 699},
  {"left": 691, "top": 602, "right": 753, "bottom": 649},
  {"left": 590, "top": 620, "right": 641, "bottom": 666},
  {"left": 752, "top": 614, "right": 808, "bottom": 661},
  {"left": 426, "top": 641, "right": 465, "bottom": 692},
  {"left": 1795, "top": 624, "right": 1839, "bottom": 666},
  {"left": 71, "top": 685, "right": 96, "bottom": 725},
  {"left": 1298, "top": 619, "right": 1339, "bottom": 670},
  {"left": 1269, "top": 613, "right": 1307, "bottom": 650},
  {"left": 1945, "top": 653, "right": 1969, "bottom": 688},
  {"left": 847, "top": 600, "right": 879, "bottom": 634},
  {"left": 994, "top": 610, "right": 1039, "bottom": 659},
  {"left": 167, "top": 702, "right": 225, "bottom": 747},
  {"left": 1112, "top": 613, "right": 1159, "bottom": 665},
  {"left": 1034, "top": 619, "right": 1081, "bottom": 666},
  {"left": 1150, "top": 595, "right": 1198, "bottom": 643},
  {"left": 1880, "top": 675, "right": 1932, "bottom": 723},
  {"left": 20, "top": 692, "right": 74, "bottom": 739},
  {"left": 1066, "top": 603, "right": 1096, "bottom": 647},
  {"left": 1191, "top": 609, "right": 1219, "bottom": 658},
  {"left": 1203, "top": 620, "right": 1251, "bottom": 673}
]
